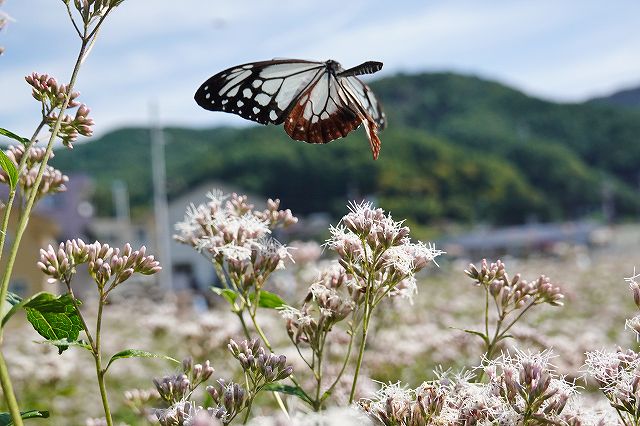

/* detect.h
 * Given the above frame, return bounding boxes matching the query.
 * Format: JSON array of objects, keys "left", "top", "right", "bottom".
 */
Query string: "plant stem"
[
  {"left": 349, "top": 287, "right": 372, "bottom": 403},
  {"left": 248, "top": 309, "right": 272, "bottom": 350},
  {"left": 321, "top": 326, "right": 356, "bottom": 404},
  {"left": 94, "top": 293, "right": 113, "bottom": 426},
  {"left": 0, "top": 351, "right": 22, "bottom": 425},
  {"left": 242, "top": 398, "right": 253, "bottom": 424},
  {"left": 0, "top": 35, "right": 88, "bottom": 341},
  {"left": 484, "top": 287, "right": 490, "bottom": 337},
  {"left": 0, "top": 119, "right": 46, "bottom": 268},
  {"left": 0, "top": 30, "right": 91, "bottom": 426}
]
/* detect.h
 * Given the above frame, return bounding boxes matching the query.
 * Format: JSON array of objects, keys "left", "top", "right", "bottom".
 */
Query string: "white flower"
[
  {"left": 237, "top": 213, "right": 270, "bottom": 238},
  {"left": 206, "top": 188, "right": 229, "bottom": 206},
  {"left": 278, "top": 306, "right": 301, "bottom": 321},
  {"left": 216, "top": 244, "right": 252, "bottom": 262},
  {"left": 383, "top": 245, "right": 415, "bottom": 275}
]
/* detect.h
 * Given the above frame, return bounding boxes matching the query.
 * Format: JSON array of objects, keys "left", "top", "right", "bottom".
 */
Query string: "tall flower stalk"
[
  {"left": 462, "top": 260, "right": 564, "bottom": 381},
  {"left": 174, "top": 190, "right": 299, "bottom": 413},
  {"left": 280, "top": 264, "right": 360, "bottom": 410},
  {"left": 174, "top": 190, "right": 297, "bottom": 345},
  {"left": 38, "top": 239, "right": 161, "bottom": 425},
  {"left": 0, "top": 3, "right": 123, "bottom": 423},
  {"left": 324, "top": 201, "right": 443, "bottom": 403},
  {"left": 153, "top": 339, "right": 293, "bottom": 425}
]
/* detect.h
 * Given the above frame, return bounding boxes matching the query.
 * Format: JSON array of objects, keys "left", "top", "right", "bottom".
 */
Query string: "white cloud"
[{"left": 1, "top": 0, "right": 639, "bottom": 137}]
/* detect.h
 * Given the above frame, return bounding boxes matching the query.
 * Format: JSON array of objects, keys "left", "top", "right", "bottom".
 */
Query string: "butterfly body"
[{"left": 195, "top": 59, "right": 385, "bottom": 159}]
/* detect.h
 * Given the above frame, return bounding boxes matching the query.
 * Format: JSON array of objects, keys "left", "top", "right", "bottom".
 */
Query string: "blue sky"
[{"left": 1, "top": 0, "right": 639, "bottom": 137}]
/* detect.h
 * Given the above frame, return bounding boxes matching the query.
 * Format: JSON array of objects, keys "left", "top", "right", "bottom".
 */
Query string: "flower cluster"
[
  {"left": 175, "top": 190, "right": 297, "bottom": 292},
  {"left": 483, "top": 350, "right": 575, "bottom": 423},
  {"left": 325, "top": 201, "right": 442, "bottom": 302},
  {"left": 25, "top": 72, "right": 94, "bottom": 147},
  {"left": 465, "top": 259, "right": 565, "bottom": 308},
  {"left": 0, "top": 145, "right": 69, "bottom": 198},
  {"left": 358, "top": 380, "right": 447, "bottom": 425},
  {"left": 153, "top": 358, "right": 220, "bottom": 426},
  {"left": 154, "top": 358, "right": 215, "bottom": 405},
  {"left": 228, "top": 338, "right": 293, "bottom": 384},
  {"left": 38, "top": 239, "right": 161, "bottom": 291},
  {"left": 46, "top": 104, "right": 94, "bottom": 147},
  {"left": 154, "top": 341, "right": 291, "bottom": 425},
  {"left": 205, "top": 379, "right": 246, "bottom": 423},
  {"left": 156, "top": 401, "right": 222, "bottom": 426},
  {"left": 281, "top": 265, "right": 356, "bottom": 345},
  {"left": 65, "top": 0, "right": 126, "bottom": 26},
  {"left": 359, "top": 351, "right": 607, "bottom": 426}
]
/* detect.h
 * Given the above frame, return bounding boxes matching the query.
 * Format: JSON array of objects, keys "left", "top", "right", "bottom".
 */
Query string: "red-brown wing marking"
[{"left": 284, "top": 73, "right": 362, "bottom": 145}]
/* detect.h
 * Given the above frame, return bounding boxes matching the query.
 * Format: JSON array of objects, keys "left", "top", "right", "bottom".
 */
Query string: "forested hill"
[
  {"left": 51, "top": 72, "right": 640, "bottom": 226},
  {"left": 589, "top": 85, "right": 640, "bottom": 109}
]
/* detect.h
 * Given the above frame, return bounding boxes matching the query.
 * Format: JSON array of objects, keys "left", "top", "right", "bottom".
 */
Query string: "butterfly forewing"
[{"left": 194, "top": 59, "right": 325, "bottom": 125}]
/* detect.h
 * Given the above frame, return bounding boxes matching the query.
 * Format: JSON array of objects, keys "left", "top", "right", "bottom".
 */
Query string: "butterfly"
[{"left": 194, "top": 59, "right": 386, "bottom": 159}]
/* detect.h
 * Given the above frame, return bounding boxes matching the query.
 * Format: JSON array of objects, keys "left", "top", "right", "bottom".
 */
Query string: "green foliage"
[
  {"left": 262, "top": 383, "right": 313, "bottom": 406},
  {"left": 51, "top": 72, "right": 640, "bottom": 225},
  {"left": 0, "top": 150, "right": 18, "bottom": 191},
  {"left": 253, "top": 290, "right": 286, "bottom": 309},
  {"left": 0, "top": 410, "right": 49, "bottom": 425},
  {"left": 0, "top": 128, "right": 29, "bottom": 145},
  {"left": 20, "top": 293, "right": 83, "bottom": 354},
  {"left": 105, "top": 349, "right": 179, "bottom": 372}
]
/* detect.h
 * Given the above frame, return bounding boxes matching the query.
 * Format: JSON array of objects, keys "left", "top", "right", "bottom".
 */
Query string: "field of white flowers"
[{"left": 4, "top": 212, "right": 639, "bottom": 425}]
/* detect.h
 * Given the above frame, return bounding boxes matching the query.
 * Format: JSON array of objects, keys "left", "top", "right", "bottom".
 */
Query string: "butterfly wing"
[
  {"left": 195, "top": 59, "right": 326, "bottom": 125},
  {"left": 341, "top": 76, "right": 386, "bottom": 130},
  {"left": 283, "top": 72, "right": 363, "bottom": 146}
]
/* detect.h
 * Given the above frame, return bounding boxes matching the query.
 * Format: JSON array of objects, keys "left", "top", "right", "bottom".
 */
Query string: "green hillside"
[
  {"left": 590, "top": 86, "right": 640, "bottom": 109},
  {"left": 51, "top": 72, "right": 640, "bottom": 225}
]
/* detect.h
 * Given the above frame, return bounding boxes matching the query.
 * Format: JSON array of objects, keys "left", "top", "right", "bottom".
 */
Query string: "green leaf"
[
  {"left": 105, "top": 349, "right": 179, "bottom": 372},
  {"left": 1, "top": 292, "right": 23, "bottom": 327},
  {"left": 211, "top": 287, "right": 238, "bottom": 305},
  {"left": 36, "top": 339, "right": 92, "bottom": 351},
  {"left": 0, "top": 410, "right": 49, "bottom": 425},
  {"left": 22, "top": 293, "right": 82, "bottom": 354},
  {"left": 451, "top": 327, "right": 490, "bottom": 346},
  {"left": 253, "top": 290, "right": 286, "bottom": 309},
  {"left": 262, "top": 383, "right": 313, "bottom": 405},
  {"left": 0, "top": 128, "right": 29, "bottom": 145},
  {"left": 496, "top": 334, "right": 514, "bottom": 342},
  {"left": 0, "top": 150, "right": 18, "bottom": 190}
]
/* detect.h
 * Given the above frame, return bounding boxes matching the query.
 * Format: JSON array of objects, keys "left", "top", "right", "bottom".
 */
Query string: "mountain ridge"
[{"left": 49, "top": 71, "right": 640, "bottom": 226}]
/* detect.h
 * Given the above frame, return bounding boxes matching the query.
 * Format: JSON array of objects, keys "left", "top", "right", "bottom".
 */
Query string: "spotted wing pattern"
[{"left": 195, "top": 59, "right": 326, "bottom": 125}]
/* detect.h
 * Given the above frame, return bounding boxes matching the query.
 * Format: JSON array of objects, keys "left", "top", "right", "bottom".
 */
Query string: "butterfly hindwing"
[
  {"left": 341, "top": 76, "right": 386, "bottom": 130},
  {"left": 284, "top": 73, "right": 362, "bottom": 144},
  {"left": 195, "top": 59, "right": 326, "bottom": 125}
]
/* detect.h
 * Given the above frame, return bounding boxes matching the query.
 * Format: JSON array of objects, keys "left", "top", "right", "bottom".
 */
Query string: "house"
[
  {"left": 2, "top": 212, "right": 59, "bottom": 298},
  {"left": 440, "top": 221, "right": 610, "bottom": 259},
  {"left": 1, "top": 173, "right": 95, "bottom": 297}
]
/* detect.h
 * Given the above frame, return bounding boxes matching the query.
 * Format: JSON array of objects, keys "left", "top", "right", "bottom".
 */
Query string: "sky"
[{"left": 1, "top": 0, "right": 640, "bottom": 138}]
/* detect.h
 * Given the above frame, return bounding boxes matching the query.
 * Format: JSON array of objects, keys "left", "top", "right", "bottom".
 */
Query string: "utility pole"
[
  {"left": 111, "top": 179, "right": 132, "bottom": 243},
  {"left": 150, "top": 102, "right": 172, "bottom": 292}
]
